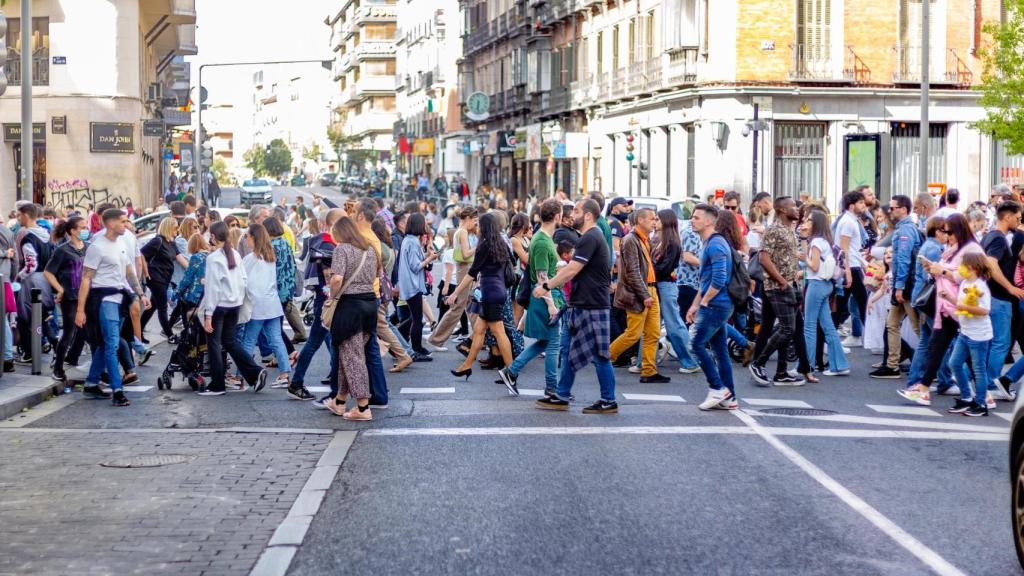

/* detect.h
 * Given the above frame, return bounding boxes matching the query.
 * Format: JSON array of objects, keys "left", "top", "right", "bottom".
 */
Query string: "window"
[
  {"left": 628, "top": 18, "right": 636, "bottom": 65},
  {"left": 612, "top": 26, "right": 620, "bottom": 71},
  {"left": 663, "top": 0, "right": 699, "bottom": 50},
  {"left": 796, "top": 0, "right": 831, "bottom": 62},
  {"left": 596, "top": 32, "right": 604, "bottom": 75},
  {"left": 994, "top": 140, "right": 1024, "bottom": 188},
  {"left": 890, "top": 123, "right": 947, "bottom": 197},
  {"left": 4, "top": 18, "right": 50, "bottom": 86},
  {"left": 898, "top": 0, "right": 947, "bottom": 81},
  {"left": 774, "top": 123, "right": 826, "bottom": 199},
  {"left": 685, "top": 124, "right": 695, "bottom": 196}
]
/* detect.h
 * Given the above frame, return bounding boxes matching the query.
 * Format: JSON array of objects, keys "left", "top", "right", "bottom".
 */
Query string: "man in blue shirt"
[
  {"left": 872, "top": 194, "right": 921, "bottom": 379},
  {"left": 684, "top": 204, "right": 736, "bottom": 410}
]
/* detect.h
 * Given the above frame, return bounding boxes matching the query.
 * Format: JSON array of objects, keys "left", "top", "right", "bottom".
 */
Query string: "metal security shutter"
[
  {"left": 994, "top": 140, "right": 1024, "bottom": 187},
  {"left": 890, "top": 123, "right": 947, "bottom": 196},
  {"left": 774, "top": 123, "right": 826, "bottom": 198}
]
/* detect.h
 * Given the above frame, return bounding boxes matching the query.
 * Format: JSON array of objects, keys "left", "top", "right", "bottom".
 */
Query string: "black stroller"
[{"left": 158, "top": 306, "right": 207, "bottom": 391}]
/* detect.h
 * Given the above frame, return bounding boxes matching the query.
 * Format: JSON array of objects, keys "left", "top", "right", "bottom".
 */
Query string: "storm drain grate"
[
  {"left": 100, "top": 454, "right": 195, "bottom": 468},
  {"left": 757, "top": 408, "right": 838, "bottom": 417}
]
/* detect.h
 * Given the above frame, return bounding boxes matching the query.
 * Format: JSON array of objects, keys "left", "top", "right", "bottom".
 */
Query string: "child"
[
  {"left": 945, "top": 252, "right": 992, "bottom": 416},
  {"left": 556, "top": 240, "right": 574, "bottom": 301},
  {"left": 863, "top": 252, "right": 891, "bottom": 355}
]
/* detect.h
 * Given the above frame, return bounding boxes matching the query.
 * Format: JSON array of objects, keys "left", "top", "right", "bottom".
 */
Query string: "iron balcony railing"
[
  {"left": 789, "top": 43, "right": 856, "bottom": 83},
  {"left": 5, "top": 48, "right": 50, "bottom": 86},
  {"left": 893, "top": 46, "right": 972, "bottom": 86}
]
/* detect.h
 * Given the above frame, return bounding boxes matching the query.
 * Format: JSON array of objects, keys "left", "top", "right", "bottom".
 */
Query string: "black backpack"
[{"left": 712, "top": 234, "right": 750, "bottom": 307}]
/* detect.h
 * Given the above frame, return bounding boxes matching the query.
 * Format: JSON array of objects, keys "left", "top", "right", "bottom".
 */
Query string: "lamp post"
[
  {"left": 542, "top": 121, "right": 562, "bottom": 198},
  {"left": 19, "top": 0, "right": 31, "bottom": 202}
]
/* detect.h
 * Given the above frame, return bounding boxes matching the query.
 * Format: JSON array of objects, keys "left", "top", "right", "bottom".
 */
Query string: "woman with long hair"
[
  {"left": 325, "top": 217, "right": 381, "bottom": 421},
  {"left": 141, "top": 217, "right": 188, "bottom": 342},
  {"left": 479, "top": 210, "right": 525, "bottom": 367},
  {"left": 199, "top": 221, "right": 269, "bottom": 395},
  {"left": 446, "top": 212, "right": 515, "bottom": 378},
  {"left": 899, "top": 213, "right": 985, "bottom": 406},
  {"left": 372, "top": 216, "right": 413, "bottom": 373},
  {"left": 653, "top": 209, "right": 700, "bottom": 373},
  {"left": 398, "top": 213, "right": 440, "bottom": 358},
  {"left": 263, "top": 217, "right": 303, "bottom": 355},
  {"left": 800, "top": 210, "right": 849, "bottom": 376},
  {"left": 509, "top": 212, "right": 531, "bottom": 326},
  {"left": 43, "top": 216, "right": 89, "bottom": 383}
]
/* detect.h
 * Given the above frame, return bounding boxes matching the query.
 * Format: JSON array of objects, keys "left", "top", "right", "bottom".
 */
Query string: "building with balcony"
[
  {"left": 250, "top": 68, "right": 335, "bottom": 180},
  {"left": 327, "top": 0, "right": 398, "bottom": 176},
  {"left": 459, "top": 0, "right": 1018, "bottom": 208},
  {"left": 394, "top": 0, "right": 465, "bottom": 182},
  {"left": 0, "top": 0, "right": 197, "bottom": 209}
]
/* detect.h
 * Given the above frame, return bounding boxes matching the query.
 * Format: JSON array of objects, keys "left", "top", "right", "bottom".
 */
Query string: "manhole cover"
[
  {"left": 100, "top": 454, "right": 194, "bottom": 468},
  {"left": 757, "top": 408, "right": 837, "bottom": 417}
]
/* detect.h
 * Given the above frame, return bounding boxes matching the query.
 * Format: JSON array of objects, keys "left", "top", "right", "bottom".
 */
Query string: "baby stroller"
[{"left": 158, "top": 307, "right": 207, "bottom": 391}]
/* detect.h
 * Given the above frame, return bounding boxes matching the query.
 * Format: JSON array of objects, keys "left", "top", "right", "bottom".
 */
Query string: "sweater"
[{"left": 200, "top": 248, "right": 246, "bottom": 317}]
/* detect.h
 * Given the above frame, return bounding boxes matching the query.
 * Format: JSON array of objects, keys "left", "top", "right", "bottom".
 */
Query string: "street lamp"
[{"left": 542, "top": 121, "right": 563, "bottom": 197}]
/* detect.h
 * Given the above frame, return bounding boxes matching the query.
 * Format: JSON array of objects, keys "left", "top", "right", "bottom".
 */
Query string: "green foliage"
[
  {"left": 302, "top": 143, "right": 322, "bottom": 162},
  {"left": 975, "top": 0, "right": 1024, "bottom": 155},
  {"left": 264, "top": 138, "right": 293, "bottom": 178},
  {"left": 243, "top": 146, "right": 266, "bottom": 177},
  {"left": 210, "top": 156, "right": 229, "bottom": 184}
]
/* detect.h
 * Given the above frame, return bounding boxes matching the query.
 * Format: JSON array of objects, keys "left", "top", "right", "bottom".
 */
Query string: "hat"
[{"left": 606, "top": 197, "right": 634, "bottom": 214}]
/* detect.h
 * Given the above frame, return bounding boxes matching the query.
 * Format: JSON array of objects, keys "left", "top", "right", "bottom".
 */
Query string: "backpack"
[
  {"left": 727, "top": 247, "right": 751, "bottom": 308},
  {"left": 746, "top": 249, "right": 764, "bottom": 282}
]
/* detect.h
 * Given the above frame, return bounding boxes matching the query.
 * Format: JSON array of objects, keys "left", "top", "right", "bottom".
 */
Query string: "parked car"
[
  {"left": 133, "top": 208, "right": 251, "bottom": 240},
  {"left": 620, "top": 196, "right": 698, "bottom": 221},
  {"left": 290, "top": 174, "right": 307, "bottom": 186},
  {"left": 318, "top": 172, "right": 338, "bottom": 187},
  {"left": 241, "top": 178, "right": 274, "bottom": 206}
]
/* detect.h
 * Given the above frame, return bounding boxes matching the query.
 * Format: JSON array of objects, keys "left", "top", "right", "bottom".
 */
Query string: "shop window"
[{"left": 774, "top": 122, "right": 826, "bottom": 199}]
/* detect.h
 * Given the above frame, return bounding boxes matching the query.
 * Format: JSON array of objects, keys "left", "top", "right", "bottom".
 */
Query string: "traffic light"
[
  {"left": 625, "top": 134, "right": 635, "bottom": 163},
  {"left": 639, "top": 162, "right": 649, "bottom": 180},
  {"left": 0, "top": 11, "right": 8, "bottom": 96}
]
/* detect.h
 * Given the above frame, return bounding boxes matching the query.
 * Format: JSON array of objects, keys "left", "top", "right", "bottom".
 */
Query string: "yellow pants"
[{"left": 609, "top": 289, "right": 661, "bottom": 377}]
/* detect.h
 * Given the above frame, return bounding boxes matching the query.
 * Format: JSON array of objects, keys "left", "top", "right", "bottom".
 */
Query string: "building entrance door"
[{"left": 13, "top": 143, "right": 46, "bottom": 205}]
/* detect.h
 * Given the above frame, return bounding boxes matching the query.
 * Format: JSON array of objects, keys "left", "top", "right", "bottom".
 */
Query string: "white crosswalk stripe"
[
  {"left": 400, "top": 387, "right": 456, "bottom": 394},
  {"left": 866, "top": 405, "right": 942, "bottom": 417},
  {"left": 742, "top": 398, "right": 813, "bottom": 408},
  {"left": 622, "top": 394, "right": 686, "bottom": 403}
]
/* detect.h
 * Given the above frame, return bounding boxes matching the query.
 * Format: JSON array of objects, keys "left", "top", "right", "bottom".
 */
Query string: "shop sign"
[
  {"left": 51, "top": 116, "right": 67, "bottom": 135},
  {"left": 513, "top": 129, "right": 527, "bottom": 160},
  {"left": 143, "top": 120, "right": 165, "bottom": 137},
  {"left": 3, "top": 123, "right": 46, "bottom": 142},
  {"left": 497, "top": 131, "right": 517, "bottom": 155},
  {"left": 91, "top": 123, "right": 135, "bottom": 153},
  {"left": 413, "top": 138, "right": 435, "bottom": 156}
]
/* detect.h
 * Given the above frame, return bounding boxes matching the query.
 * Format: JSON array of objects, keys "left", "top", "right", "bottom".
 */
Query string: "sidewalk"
[{"left": 0, "top": 372, "right": 63, "bottom": 421}]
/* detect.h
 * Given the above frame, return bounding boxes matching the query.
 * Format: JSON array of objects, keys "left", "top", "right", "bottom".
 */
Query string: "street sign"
[
  {"left": 52, "top": 56, "right": 66, "bottom": 65},
  {"left": 162, "top": 148, "right": 173, "bottom": 161},
  {"left": 90, "top": 123, "right": 135, "bottom": 153},
  {"left": 143, "top": 120, "right": 165, "bottom": 137}
]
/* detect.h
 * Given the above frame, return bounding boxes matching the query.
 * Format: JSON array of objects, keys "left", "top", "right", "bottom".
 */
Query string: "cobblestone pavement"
[{"left": 0, "top": 430, "right": 330, "bottom": 576}]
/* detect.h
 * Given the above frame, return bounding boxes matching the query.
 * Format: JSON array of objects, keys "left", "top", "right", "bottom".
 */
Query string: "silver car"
[{"left": 241, "top": 178, "right": 274, "bottom": 206}]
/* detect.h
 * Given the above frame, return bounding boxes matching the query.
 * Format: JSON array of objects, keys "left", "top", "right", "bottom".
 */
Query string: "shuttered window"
[
  {"left": 663, "top": 0, "right": 699, "bottom": 50},
  {"left": 899, "top": 0, "right": 947, "bottom": 80},
  {"left": 796, "top": 0, "right": 831, "bottom": 61},
  {"left": 890, "top": 123, "right": 947, "bottom": 196},
  {"left": 774, "top": 123, "right": 826, "bottom": 199}
]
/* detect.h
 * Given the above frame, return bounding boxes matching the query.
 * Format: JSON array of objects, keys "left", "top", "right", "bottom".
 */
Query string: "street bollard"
[
  {"left": 0, "top": 275, "right": 5, "bottom": 380},
  {"left": 30, "top": 287, "right": 41, "bottom": 376}
]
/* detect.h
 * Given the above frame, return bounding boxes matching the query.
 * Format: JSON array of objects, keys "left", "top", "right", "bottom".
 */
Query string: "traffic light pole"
[
  {"left": 19, "top": 0, "right": 31, "bottom": 202},
  {"left": 194, "top": 59, "right": 333, "bottom": 204}
]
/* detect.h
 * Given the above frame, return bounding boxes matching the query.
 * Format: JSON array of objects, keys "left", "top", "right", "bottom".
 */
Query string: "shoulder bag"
[{"left": 321, "top": 249, "right": 369, "bottom": 329}]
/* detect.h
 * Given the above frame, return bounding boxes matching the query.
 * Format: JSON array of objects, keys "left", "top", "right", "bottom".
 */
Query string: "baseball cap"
[{"left": 606, "top": 197, "right": 634, "bottom": 214}]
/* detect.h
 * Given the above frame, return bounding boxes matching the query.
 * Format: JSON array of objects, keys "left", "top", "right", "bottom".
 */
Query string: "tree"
[
  {"left": 302, "top": 143, "right": 322, "bottom": 162},
  {"left": 244, "top": 146, "right": 266, "bottom": 176},
  {"left": 975, "top": 0, "right": 1024, "bottom": 155},
  {"left": 210, "top": 156, "right": 229, "bottom": 184},
  {"left": 264, "top": 138, "right": 293, "bottom": 178}
]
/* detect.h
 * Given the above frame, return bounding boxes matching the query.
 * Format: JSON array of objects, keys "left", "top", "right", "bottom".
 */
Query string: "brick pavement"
[{"left": 0, "top": 430, "right": 330, "bottom": 576}]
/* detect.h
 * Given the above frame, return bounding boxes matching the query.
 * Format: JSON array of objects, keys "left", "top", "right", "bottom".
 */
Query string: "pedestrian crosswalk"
[
  {"left": 866, "top": 405, "right": 942, "bottom": 418},
  {"left": 622, "top": 394, "right": 686, "bottom": 403},
  {"left": 742, "top": 398, "right": 812, "bottom": 409}
]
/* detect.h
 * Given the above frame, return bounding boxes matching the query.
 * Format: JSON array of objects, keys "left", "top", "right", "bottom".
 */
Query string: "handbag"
[
  {"left": 321, "top": 250, "right": 369, "bottom": 329},
  {"left": 910, "top": 275, "right": 936, "bottom": 314},
  {"left": 503, "top": 257, "right": 517, "bottom": 288}
]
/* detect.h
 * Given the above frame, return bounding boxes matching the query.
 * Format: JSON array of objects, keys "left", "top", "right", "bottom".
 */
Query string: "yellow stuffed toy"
[{"left": 956, "top": 284, "right": 981, "bottom": 318}]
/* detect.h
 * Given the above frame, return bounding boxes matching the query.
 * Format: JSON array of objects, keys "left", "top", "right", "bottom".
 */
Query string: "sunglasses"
[
  {"left": 724, "top": 205, "right": 738, "bottom": 211},
  {"left": 229, "top": 223, "right": 240, "bottom": 228},
  {"left": 941, "top": 229, "right": 952, "bottom": 233}
]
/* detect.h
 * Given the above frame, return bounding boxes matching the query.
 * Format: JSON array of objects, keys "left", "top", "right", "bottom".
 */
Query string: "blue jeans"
[
  {"left": 3, "top": 319, "right": 12, "bottom": 361},
  {"left": 508, "top": 320, "right": 561, "bottom": 392},
  {"left": 1005, "top": 355, "right": 1024, "bottom": 385},
  {"left": 726, "top": 324, "right": 748, "bottom": 348},
  {"left": 240, "top": 317, "right": 291, "bottom": 376},
  {"left": 656, "top": 282, "right": 698, "bottom": 369},
  {"left": 804, "top": 279, "right": 848, "bottom": 372},
  {"left": 555, "top": 313, "right": 615, "bottom": 402},
  {"left": 908, "top": 315, "right": 954, "bottom": 389},
  {"left": 691, "top": 299, "right": 734, "bottom": 395},
  {"left": 987, "top": 298, "right": 1013, "bottom": 387},
  {"left": 292, "top": 298, "right": 335, "bottom": 387},
  {"left": 86, "top": 300, "right": 124, "bottom": 391},
  {"left": 849, "top": 294, "right": 863, "bottom": 337},
  {"left": 365, "top": 301, "right": 388, "bottom": 405},
  {"left": 389, "top": 321, "right": 414, "bottom": 356},
  {"left": 949, "top": 334, "right": 990, "bottom": 404}
]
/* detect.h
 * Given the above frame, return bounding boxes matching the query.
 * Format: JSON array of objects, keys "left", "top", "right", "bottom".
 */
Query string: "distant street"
[{"left": 217, "top": 185, "right": 347, "bottom": 209}]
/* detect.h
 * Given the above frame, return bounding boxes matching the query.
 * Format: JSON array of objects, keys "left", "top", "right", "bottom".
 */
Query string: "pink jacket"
[{"left": 933, "top": 242, "right": 984, "bottom": 329}]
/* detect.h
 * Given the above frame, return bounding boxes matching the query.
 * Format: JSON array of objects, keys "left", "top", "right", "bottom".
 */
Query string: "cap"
[{"left": 606, "top": 197, "right": 634, "bottom": 214}]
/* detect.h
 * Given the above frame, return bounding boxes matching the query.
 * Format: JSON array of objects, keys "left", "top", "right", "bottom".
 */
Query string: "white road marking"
[
  {"left": 995, "top": 412, "right": 1014, "bottom": 422},
  {"left": 123, "top": 385, "right": 154, "bottom": 392},
  {"left": 752, "top": 410, "right": 1008, "bottom": 434},
  {"left": 305, "top": 386, "right": 331, "bottom": 394},
  {"left": 622, "top": 393, "right": 686, "bottom": 403},
  {"left": 866, "top": 405, "right": 941, "bottom": 417},
  {"left": 742, "top": 398, "right": 813, "bottom": 408},
  {"left": 363, "top": 425, "right": 1005, "bottom": 441},
  {"left": 732, "top": 410, "right": 967, "bottom": 576},
  {"left": 400, "top": 387, "right": 456, "bottom": 394},
  {"left": 256, "top": 431, "right": 356, "bottom": 576},
  {"left": 516, "top": 388, "right": 546, "bottom": 397}
]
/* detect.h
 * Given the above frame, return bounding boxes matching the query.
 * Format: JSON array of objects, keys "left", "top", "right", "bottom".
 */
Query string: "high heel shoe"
[{"left": 451, "top": 367, "right": 472, "bottom": 380}]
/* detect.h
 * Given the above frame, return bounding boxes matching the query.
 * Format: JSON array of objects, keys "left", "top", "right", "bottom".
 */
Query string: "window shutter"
[{"left": 566, "top": 45, "right": 575, "bottom": 84}]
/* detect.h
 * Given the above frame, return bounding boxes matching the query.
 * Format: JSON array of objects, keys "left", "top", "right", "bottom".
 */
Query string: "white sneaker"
[
  {"left": 628, "top": 365, "right": 641, "bottom": 374},
  {"left": 429, "top": 343, "right": 449, "bottom": 353},
  {"left": 930, "top": 384, "right": 962, "bottom": 397},
  {"left": 986, "top": 394, "right": 997, "bottom": 410},
  {"left": 699, "top": 388, "right": 732, "bottom": 411},
  {"left": 991, "top": 378, "right": 1016, "bottom": 401},
  {"left": 270, "top": 375, "right": 290, "bottom": 389},
  {"left": 714, "top": 398, "right": 739, "bottom": 410},
  {"left": 822, "top": 369, "right": 850, "bottom": 376},
  {"left": 678, "top": 366, "right": 701, "bottom": 374},
  {"left": 870, "top": 348, "right": 883, "bottom": 355},
  {"left": 656, "top": 339, "right": 670, "bottom": 364},
  {"left": 842, "top": 346, "right": 851, "bottom": 354},
  {"left": 841, "top": 336, "right": 862, "bottom": 347}
]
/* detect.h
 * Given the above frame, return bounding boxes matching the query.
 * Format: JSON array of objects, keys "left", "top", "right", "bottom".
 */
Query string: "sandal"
[
  {"left": 801, "top": 372, "right": 820, "bottom": 384},
  {"left": 325, "top": 398, "right": 347, "bottom": 417},
  {"left": 289, "top": 351, "right": 300, "bottom": 367}
]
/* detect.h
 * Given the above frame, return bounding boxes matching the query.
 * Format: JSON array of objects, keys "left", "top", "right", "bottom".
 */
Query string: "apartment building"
[
  {"left": 0, "top": 0, "right": 196, "bottom": 209},
  {"left": 460, "top": 0, "right": 1018, "bottom": 207},
  {"left": 394, "top": 0, "right": 465, "bottom": 181},
  {"left": 251, "top": 68, "right": 335, "bottom": 179},
  {"left": 327, "top": 0, "right": 398, "bottom": 176}
]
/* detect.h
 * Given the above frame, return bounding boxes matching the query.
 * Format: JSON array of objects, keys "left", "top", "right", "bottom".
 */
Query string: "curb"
[{"left": 0, "top": 376, "right": 64, "bottom": 421}]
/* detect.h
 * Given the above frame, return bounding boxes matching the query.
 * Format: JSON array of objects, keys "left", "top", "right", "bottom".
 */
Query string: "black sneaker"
[
  {"left": 83, "top": 385, "right": 112, "bottom": 400},
  {"left": 947, "top": 399, "right": 973, "bottom": 414},
  {"left": 498, "top": 368, "right": 519, "bottom": 396},
  {"left": 320, "top": 378, "right": 332, "bottom": 386},
  {"left": 544, "top": 389, "right": 575, "bottom": 401},
  {"left": 749, "top": 364, "right": 770, "bottom": 386},
  {"left": 137, "top": 348, "right": 154, "bottom": 366},
  {"left": 253, "top": 369, "right": 269, "bottom": 393},
  {"left": 15, "top": 354, "right": 32, "bottom": 365},
  {"left": 3, "top": 360, "right": 14, "bottom": 373},
  {"left": 412, "top": 352, "right": 433, "bottom": 362},
  {"left": 198, "top": 387, "right": 226, "bottom": 396},
  {"left": 869, "top": 366, "right": 902, "bottom": 379},
  {"left": 52, "top": 371, "right": 66, "bottom": 384},
  {"left": 535, "top": 396, "right": 570, "bottom": 411},
  {"left": 612, "top": 356, "right": 633, "bottom": 368},
  {"left": 582, "top": 400, "right": 619, "bottom": 414},
  {"left": 772, "top": 374, "right": 806, "bottom": 386},
  {"left": 639, "top": 373, "right": 671, "bottom": 384},
  {"left": 963, "top": 402, "right": 989, "bottom": 417},
  {"left": 287, "top": 385, "right": 315, "bottom": 401},
  {"left": 111, "top": 390, "right": 130, "bottom": 407}
]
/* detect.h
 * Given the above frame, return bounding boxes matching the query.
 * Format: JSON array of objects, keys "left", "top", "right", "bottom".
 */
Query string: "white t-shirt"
[
  {"left": 934, "top": 206, "right": 959, "bottom": 219},
  {"left": 119, "top": 232, "right": 141, "bottom": 279},
  {"left": 836, "top": 212, "right": 864, "bottom": 269},
  {"left": 806, "top": 237, "right": 835, "bottom": 281},
  {"left": 84, "top": 233, "right": 129, "bottom": 303},
  {"left": 956, "top": 277, "right": 992, "bottom": 341},
  {"left": 441, "top": 248, "right": 458, "bottom": 285}
]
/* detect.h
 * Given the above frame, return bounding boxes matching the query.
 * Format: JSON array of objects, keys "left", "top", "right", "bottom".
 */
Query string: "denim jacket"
[
  {"left": 911, "top": 237, "right": 943, "bottom": 304},
  {"left": 891, "top": 217, "right": 922, "bottom": 291}
]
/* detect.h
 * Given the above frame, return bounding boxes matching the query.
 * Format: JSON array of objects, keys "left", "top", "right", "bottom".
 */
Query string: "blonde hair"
[
  {"left": 187, "top": 232, "right": 209, "bottom": 254},
  {"left": 179, "top": 217, "right": 198, "bottom": 243},
  {"left": 307, "top": 217, "right": 320, "bottom": 236},
  {"left": 227, "top": 227, "right": 242, "bottom": 249},
  {"left": 157, "top": 217, "right": 177, "bottom": 240}
]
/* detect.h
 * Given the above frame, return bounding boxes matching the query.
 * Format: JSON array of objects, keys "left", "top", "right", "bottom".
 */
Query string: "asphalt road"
[{"left": 217, "top": 185, "right": 347, "bottom": 210}]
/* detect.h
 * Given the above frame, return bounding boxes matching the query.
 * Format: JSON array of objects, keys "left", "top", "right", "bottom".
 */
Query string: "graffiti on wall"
[{"left": 47, "top": 181, "right": 129, "bottom": 211}]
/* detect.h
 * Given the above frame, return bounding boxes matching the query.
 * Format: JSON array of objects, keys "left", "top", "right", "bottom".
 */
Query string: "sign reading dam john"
[
  {"left": 90, "top": 123, "right": 135, "bottom": 153},
  {"left": 3, "top": 123, "right": 46, "bottom": 142}
]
